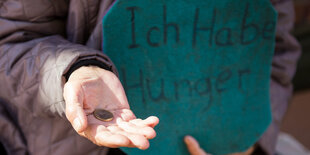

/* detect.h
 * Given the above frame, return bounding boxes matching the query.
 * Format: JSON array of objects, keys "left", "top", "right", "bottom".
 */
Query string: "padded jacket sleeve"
[{"left": 0, "top": 0, "right": 118, "bottom": 118}]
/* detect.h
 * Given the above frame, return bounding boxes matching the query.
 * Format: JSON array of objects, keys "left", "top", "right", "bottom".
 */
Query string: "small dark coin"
[{"left": 93, "top": 109, "right": 114, "bottom": 122}]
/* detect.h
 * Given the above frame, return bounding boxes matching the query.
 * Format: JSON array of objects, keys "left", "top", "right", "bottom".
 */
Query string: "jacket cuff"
[{"left": 64, "top": 59, "right": 113, "bottom": 81}]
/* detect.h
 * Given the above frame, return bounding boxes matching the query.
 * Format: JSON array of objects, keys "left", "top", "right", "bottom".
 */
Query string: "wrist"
[
  {"left": 65, "top": 59, "right": 112, "bottom": 81},
  {"left": 68, "top": 66, "right": 104, "bottom": 82}
]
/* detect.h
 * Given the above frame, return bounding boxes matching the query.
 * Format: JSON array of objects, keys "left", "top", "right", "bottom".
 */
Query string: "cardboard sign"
[{"left": 103, "top": 0, "right": 276, "bottom": 154}]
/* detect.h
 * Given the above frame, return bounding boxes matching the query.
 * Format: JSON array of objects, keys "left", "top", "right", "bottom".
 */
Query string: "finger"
[
  {"left": 143, "top": 116, "right": 159, "bottom": 128},
  {"left": 105, "top": 126, "right": 135, "bottom": 148},
  {"left": 130, "top": 116, "right": 159, "bottom": 128},
  {"left": 119, "top": 109, "right": 136, "bottom": 121},
  {"left": 87, "top": 125, "right": 131, "bottom": 148},
  {"left": 64, "top": 82, "right": 87, "bottom": 132},
  {"left": 184, "top": 136, "right": 209, "bottom": 155},
  {"left": 107, "top": 126, "right": 150, "bottom": 150},
  {"left": 117, "top": 120, "right": 156, "bottom": 139}
]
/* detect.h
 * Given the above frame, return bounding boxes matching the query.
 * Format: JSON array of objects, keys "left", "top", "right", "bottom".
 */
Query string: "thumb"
[
  {"left": 184, "top": 135, "right": 209, "bottom": 155},
  {"left": 64, "top": 82, "right": 88, "bottom": 133}
]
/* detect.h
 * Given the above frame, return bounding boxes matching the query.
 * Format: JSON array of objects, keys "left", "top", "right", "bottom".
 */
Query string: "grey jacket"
[{"left": 0, "top": 0, "right": 300, "bottom": 154}]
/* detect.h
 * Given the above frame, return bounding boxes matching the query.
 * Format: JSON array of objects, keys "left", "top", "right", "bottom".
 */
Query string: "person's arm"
[
  {"left": 258, "top": 0, "right": 301, "bottom": 154},
  {"left": 0, "top": 34, "right": 115, "bottom": 117},
  {"left": 0, "top": 0, "right": 158, "bottom": 149}
]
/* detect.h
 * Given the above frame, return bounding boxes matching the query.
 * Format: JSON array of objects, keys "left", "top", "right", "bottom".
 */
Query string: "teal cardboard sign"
[{"left": 103, "top": 0, "right": 276, "bottom": 154}]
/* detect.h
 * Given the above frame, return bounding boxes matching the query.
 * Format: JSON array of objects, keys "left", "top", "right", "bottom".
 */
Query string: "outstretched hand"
[{"left": 63, "top": 66, "right": 159, "bottom": 150}]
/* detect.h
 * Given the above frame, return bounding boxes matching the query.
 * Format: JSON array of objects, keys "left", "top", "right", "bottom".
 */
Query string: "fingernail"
[
  {"left": 184, "top": 136, "right": 190, "bottom": 143},
  {"left": 184, "top": 135, "right": 193, "bottom": 144},
  {"left": 73, "top": 118, "right": 81, "bottom": 131}
]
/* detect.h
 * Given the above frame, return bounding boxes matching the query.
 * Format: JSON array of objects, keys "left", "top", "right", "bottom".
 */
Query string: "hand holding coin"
[{"left": 64, "top": 66, "right": 159, "bottom": 150}]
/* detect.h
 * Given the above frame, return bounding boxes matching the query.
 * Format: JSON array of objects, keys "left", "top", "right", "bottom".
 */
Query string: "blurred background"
[{"left": 278, "top": 0, "right": 310, "bottom": 153}]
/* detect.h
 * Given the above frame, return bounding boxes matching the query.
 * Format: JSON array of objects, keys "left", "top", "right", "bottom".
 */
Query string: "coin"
[{"left": 93, "top": 109, "right": 114, "bottom": 122}]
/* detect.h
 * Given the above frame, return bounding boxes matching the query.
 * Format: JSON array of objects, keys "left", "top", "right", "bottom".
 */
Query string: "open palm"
[{"left": 64, "top": 66, "right": 159, "bottom": 150}]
